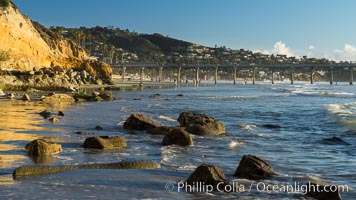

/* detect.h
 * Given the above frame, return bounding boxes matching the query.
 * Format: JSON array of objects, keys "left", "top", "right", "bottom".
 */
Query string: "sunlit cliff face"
[{"left": 0, "top": 100, "right": 72, "bottom": 184}]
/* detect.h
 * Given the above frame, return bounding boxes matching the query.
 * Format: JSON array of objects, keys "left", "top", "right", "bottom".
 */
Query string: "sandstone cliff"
[{"left": 0, "top": 2, "right": 88, "bottom": 71}]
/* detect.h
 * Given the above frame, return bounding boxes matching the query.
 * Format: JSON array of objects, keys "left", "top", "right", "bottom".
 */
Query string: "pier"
[{"left": 112, "top": 63, "right": 355, "bottom": 86}]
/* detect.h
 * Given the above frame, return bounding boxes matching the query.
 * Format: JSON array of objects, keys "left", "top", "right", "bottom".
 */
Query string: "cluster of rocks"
[
  {"left": 15, "top": 125, "right": 157, "bottom": 178},
  {"left": 0, "top": 61, "right": 113, "bottom": 91},
  {"left": 184, "top": 155, "right": 341, "bottom": 199},
  {"left": 14, "top": 109, "right": 343, "bottom": 198},
  {"left": 123, "top": 112, "right": 226, "bottom": 147},
  {"left": 122, "top": 112, "right": 342, "bottom": 199}
]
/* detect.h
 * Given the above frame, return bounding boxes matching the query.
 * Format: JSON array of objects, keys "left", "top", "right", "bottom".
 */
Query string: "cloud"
[
  {"left": 332, "top": 44, "right": 356, "bottom": 61},
  {"left": 255, "top": 42, "right": 356, "bottom": 62},
  {"left": 255, "top": 41, "right": 295, "bottom": 57},
  {"left": 273, "top": 41, "right": 295, "bottom": 57}
]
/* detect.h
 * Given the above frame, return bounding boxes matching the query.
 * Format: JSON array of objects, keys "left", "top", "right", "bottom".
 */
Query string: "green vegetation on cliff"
[{"left": 0, "top": 0, "right": 11, "bottom": 7}]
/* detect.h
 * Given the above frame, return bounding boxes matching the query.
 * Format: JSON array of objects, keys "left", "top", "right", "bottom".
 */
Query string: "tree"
[{"left": 0, "top": 0, "right": 11, "bottom": 7}]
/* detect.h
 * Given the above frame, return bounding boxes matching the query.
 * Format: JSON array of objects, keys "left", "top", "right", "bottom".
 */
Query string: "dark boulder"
[
  {"left": 39, "top": 110, "right": 52, "bottom": 118},
  {"left": 123, "top": 113, "right": 164, "bottom": 131},
  {"left": 162, "top": 128, "right": 193, "bottom": 146},
  {"left": 177, "top": 112, "right": 225, "bottom": 135},
  {"left": 58, "top": 111, "right": 64, "bottom": 116},
  {"left": 185, "top": 164, "right": 229, "bottom": 191},
  {"left": 262, "top": 124, "right": 281, "bottom": 129},
  {"left": 25, "top": 139, "right": 62, "bottom": 157},
  {"left": 305, "top": 182, "right": 342, "bottom": 200},
  {"left": 95, "top": 125, "right": 103, "bottom": 130},
  {"left": 83, "top": 136, "right": 127, "bottom": 149},
  {"left": 149, "top": 93, "right": 161, "bottom": 98},
  {"left": 75, "top": 131, "right": 94, "bottom": 135},
  {"left": 147, "top": 126, "right": 177, "bottom": 135},
  {"left": 321, "top": 137, "right": 350, "bottom": 145},
  {"left": 234, "top": 155, "right": 275, "bottom": 180}
]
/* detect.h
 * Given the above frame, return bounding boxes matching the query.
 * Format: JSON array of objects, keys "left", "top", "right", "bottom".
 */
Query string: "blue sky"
[{"left": 13, "top": 0, "right": 356, "bottom": 61}]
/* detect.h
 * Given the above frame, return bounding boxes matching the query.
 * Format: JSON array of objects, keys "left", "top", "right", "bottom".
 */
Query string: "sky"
[{"left": 12, "top": 0, "right": 356, "bottom": 61}]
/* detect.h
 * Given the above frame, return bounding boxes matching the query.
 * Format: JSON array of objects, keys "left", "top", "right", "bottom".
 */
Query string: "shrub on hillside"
[{"left": 0, "top": 0, "right": 11, "bottom": 7}]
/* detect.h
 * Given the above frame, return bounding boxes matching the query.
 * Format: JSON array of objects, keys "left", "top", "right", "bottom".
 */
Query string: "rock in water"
[
  {"left": 149, "top": 93, "right": 161, "bottom": 98},
  {"left": 234, "top": 155, "right": 275, "bottom": 180},
  {"left": 147, "top": 126, "right": 177, "bottom": 135},
  {"left": 39, "top": 110, "right": 52, "bottom": 118},
  {"left": 305, "top": 182, "right": 342, "bottom": 200},
  {"left": 123, "top": 113, "right": 164, "bottom": 131},
  {"left": 162, "top": 128, "right": 193, "bottom": 146},
  {"left": 25, "top": 139, "right": 62, "bottom": 157},
  {"left": 48, "top": 117, "right": 59, "bottom": 123},
  {"left": 185, "top": 164, "right": 229, "bottom": 191},
  {"left": 262, "top": 124, "right": 281, "bottom": 129},
  {"left": 177, "top": 112, "right": 225, "bottom": 135},
  {"left": 22, "top": 93, "right": 31, "bottom": 101},
  {"left": 58, "top": 111, "right": 64, "bottom": 116},
  {"left": 321, "top": 137, "right": 350, "bottom": 145},
  {"left": 13, "top": 160, "right": 161, "bottom": 179},
  {"left": 41, "top": 93, "right": 75, "bottom": 103},
  {"left": 75, "top": 131, "right": 94, "bottom": 135},
  {"left": 83, "top": 136, "right": 127, "bottom": 149},
  {"left": 95, "top": 125, "right": 103, "bottom": 130}
]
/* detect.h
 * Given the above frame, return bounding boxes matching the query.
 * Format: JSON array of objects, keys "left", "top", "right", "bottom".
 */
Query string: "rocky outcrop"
[
  {"left": 74, "top": 91, "right": 113, "bottom": 102},
  {"left": 177, "top": 112, "right": 225, "bottom": 135},
  {"left": 25, "top": 139, "right": 62, "bottom": 157},
  {"left": 234, "top": 155, "right": 275, "bottom": 180},
  {"left": 0, "top": 3, "right": 114, "bottom": 87},
  {"left": 13, "top": 160, "right": 161, "bottom": 179},
  {"left": 76, "top": 61, "right": 113, "bottom": 84},
  {"left": 123, "top": 113, "right": 164, "bottom": 131},
  {"left": 83, "top": 136, "right": 127, "bottom": 149},
  {"left": 162, "top": 127, "right": 193, "bottom": 146},
  {"left": 0, "top": 3, "right": 88, "bottom": 71},
  {"left": 185, "top": 164, "right": 229, "bottom": 191},
  {"left": 305, "top": 182, "right": 342, "bottom": 200},
  {"left": 41, "top": 93, "right": 75, "bottom": 103}
]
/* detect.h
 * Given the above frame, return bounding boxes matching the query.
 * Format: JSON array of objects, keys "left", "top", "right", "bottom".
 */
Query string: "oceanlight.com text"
[{"left": 165, "top": 181, "right": 349, "bottom": 195}]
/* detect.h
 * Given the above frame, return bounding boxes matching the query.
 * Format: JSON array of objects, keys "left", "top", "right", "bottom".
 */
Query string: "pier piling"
[
  {"left": 159, "top": 67, "right": 163, "bottom": 82},
  {"left": 195, "top": 67, "right": 200, "bottom": 87},
  {"left": 140, "top": 67, "right": 144, "bottom": 85},
  {"left": 252, "top": 67, "right": 256, "bottom": 85},
  {"left": 310, "top": 67, "right": 314, "bottom": 84},
  {"left": 122, "top": 67, "right": 126, "bottom": 82},
  {"left": 233, "top": 67, "right": 237, "bottom": 85},
  {"left": 330, "top": 67, "right": 334, "bottom": 85},
  {"left": 214, "top": 67, "right": 218, "bottom": 85},
  {"left": 290, "top": 67, "right": 294, "bottom": 85},
  {"left": 271, "top": 68, "right": 275, "bottom": 84},
  {"left": 350, "top": 67, "right": 354, "bottom": 85},
  {"left": 177, "top": 67, "right": 181, "bottom": 85}
]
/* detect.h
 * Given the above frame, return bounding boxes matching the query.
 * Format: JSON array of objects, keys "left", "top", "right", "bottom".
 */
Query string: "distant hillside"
[{"left": 53, "top": 26, "right": 336, "bottom": 66}]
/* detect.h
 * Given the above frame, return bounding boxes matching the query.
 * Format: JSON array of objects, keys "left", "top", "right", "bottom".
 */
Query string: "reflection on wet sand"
[
  {"left": 0, "top": 100, "right": 72, "bottom": 181},
  {"left": 0, "top": 174, "right": 15, "bottom": 185}
]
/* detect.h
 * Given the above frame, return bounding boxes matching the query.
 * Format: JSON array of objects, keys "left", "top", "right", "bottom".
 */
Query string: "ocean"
[{"left": 0, "top": 82, "right": 355, "bottom": 199}]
